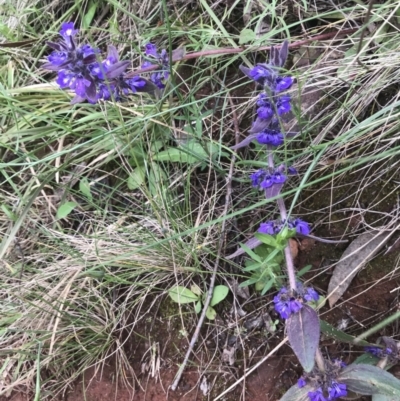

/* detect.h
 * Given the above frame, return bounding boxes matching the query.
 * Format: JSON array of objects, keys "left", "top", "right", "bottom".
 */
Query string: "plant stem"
[
  {"left": 125, "top": 29, "right": 358, "bottom": 78},
  {"left": 315, "top": 348, "right": 326, "bottom": 372}
]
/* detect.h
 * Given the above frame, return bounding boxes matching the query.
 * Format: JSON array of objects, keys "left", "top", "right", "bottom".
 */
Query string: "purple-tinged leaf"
[
  {"left": 287, "top": 304, "right": 320, "bottom": 372},
  {"left": 249, "top": 117, "right": 272, "bottom": 134},
  {"left": 239, "top": 65, "right": 253, "bottom": 80},
  {"left": 83, "top": 54, "right": 97, "bottom": 65},
  {"left": 107, "top": 45, "right": 119, "bottom": 63},
  {"left": 270, "top": 46, "right": 280, "bottom": 67},
  {"left": 42, "top": 62, "right": 63, "bottom": 71},
  {"left": 46, "top": 41, "right": 65, "bottom": 51},
  {"left": 71, "top": 95, "right": 86, "bottom": 104},
  {"left": 85, "top": 76, "right": 97, "bottom": 103},
  {"left": 265, "top": 183, "right": 284, "bottom": 199},
  {"left": 328, "top": 231, "right": 392, "bottom": 307},
  {"left": 279, "top": 383, "right": 313, "bottom": 401},
  {"left": 338, "top": 364, "right": 400, "bottom": 397},
  {"left": 105, "top": 61, "right": 130, "bottom": 79},
  {"left": 225, "top": 237, "right": 262, "bottom": 260},
  {"left": 279, "top": 40, "right": 289, "bottom": 67},
  {"left": 230, "top": 133, "right": 258, "bottom": 151},
  {"left": 172, "top": 47, "right": 185, "bottom": 61}
]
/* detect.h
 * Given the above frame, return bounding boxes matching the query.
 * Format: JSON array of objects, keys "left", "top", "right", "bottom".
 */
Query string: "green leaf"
[
  {"left": 1, "top": 204, "right": 17, "bottom": 221},
  {"left": 240, "top": 243, "right": 262, "bottom": 262},
  {"left": 79, "top": 177, "right": 92, "bottom": 201},
  {"left": 127, "top": 166, "right": 145, "bottom": 190},
  {"left": 372, "top": 395, "right": 396, "bottom": 401},
  {"left": 261, "top": 279, "right": 275, "bottom": 295},
  {"left": 243, "top": 262, "right": 263, "bottom": 272},
  {"left": 194, "top": 301, "right": 202, "bottom": 314},
  {"left": 339, "top": 364, "right": 400, "bottom": 397},
  {"left": 320, "top": 320, "right": 371, "bottom": 346},
  {"left": 353, "top": 353, "right": 379, "bottom": 366},
  {"left": 239, "top": 28, "right": 256, "bottom": 44},
  {"left": 149, "top": 162, "right": 167, "bottom": 197},
  {"left": 279, "top": 383, "right": 313, "bottom": 401},
  {"left": 210, "top": 285, "right": 229, "bottom": 307},
  {"left": 168, "top": 286, "right": 198, "bottom": 304},
  {"left": 206, "top": 306, "right": 216, "bottom": 320},
  {"left": 297, "top": 265, "right": 312, "bottom": 277},
  {"left": 56, "top": 202, "right": 78, "bottom": 219},
  {"left": 255, "top": 233, "right": 278, "bottom": 247},
  {"left": 83, "top": 1, "right": 97, "bottom": 29}
]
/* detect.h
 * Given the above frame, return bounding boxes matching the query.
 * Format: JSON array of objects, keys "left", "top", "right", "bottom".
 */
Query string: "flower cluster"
[
  {"left": 235, "top": 41, "right": 294, "bottom": 147},
  {"left": 364, "top": 346, "right": 393, "bottom": 358},
  {"left": 250, "top": 165, "right": 297, "bottom": 198},
  {"left": 298, "top": 360, "right": 348, "bottom": 401},
  {"left": 258, "top": 218, "right": 310, "bottom": 236},
  {"left": 43, "top": 22, "right": 156, "bottom": 103},
  {"left": 273, "top": 284, "right": 319, "bottom": 319}
]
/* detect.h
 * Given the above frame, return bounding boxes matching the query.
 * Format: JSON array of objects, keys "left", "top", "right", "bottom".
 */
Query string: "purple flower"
[
  {"left": 288, "top": 166, "right": 297, "bottom": 175},
  {"left": 276, "top": 76, "right": 294, "bottom": 92},
  {"left": 125, "top": 76, "right": 147, "bottom": 93},
  {"left": 256, "top": 130, "right": 284, "bottom": 146},
  {"left": 79, "top": 44, "right": 97, "bottom": 58},
  {"left": 59, "top": 22, "right": 78, "bottom": 48},
  {"left": 56, "top": 70, "right": 75, "bottom": 88},
  {"left": 293, "top": 219, "right": 311, "bottom": 235},
  {"left": 304, "top": 287, "right": 319, "bottom": 302},
  {"left": 70, "top": 74, "right": 91, "bottom": 97},
  {"left": 250, "top": 170, "right": 265, "bottom": 187},
  {"left": 308, "top": 388, "right": 328, "bottom": 401},
  {"left": 260, "top": 174, "right": 274, "bottom": 189},
  {"left": 327, "top": 382, "right": 347, "bottom": 399},
  {"left": 249, "top": 65, "right": 271, "bottom": 82},
  {"left": 60, "top": 22, "right": 78, "bottom": 37},
  {"left": 298, "top": 377, "right": 307, "bottom": 388},
  {"left": 271, "top": 171, "right": 286, "bottom": 184},
  {"left": 145, "top": 43, "right": 159, "bottom": 58},
  {"left": 257, "top": 105, "right": 274, "bottom": 120},
  {"left": 364, "top": 346, "right": 393, "bottom": 358},
  {"left": 277, "top": 95, "right": 291, "bottom": 114},
  {"left": 48, "top": 51, "right": 68, "bottom": 66},
  {"left": 273, "top": 287, "right": 303, "bottom": 319},
  {"left": 259, "top": 221, "right": 275, "bottom": 235}
]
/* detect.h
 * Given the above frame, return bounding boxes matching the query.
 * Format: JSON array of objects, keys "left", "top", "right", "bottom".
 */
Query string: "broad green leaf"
[
  {"left": 149, "top": 162, "right": 167, "bottom": 197},
  {"left": 127, "top": 166, "right": 145, "bottom": 190},
  {"left": 353, "top": 353, "right": 379, "bottom": 365},
  {"left": 339, "top": 364, "right": 400, "bottom": 397},
  {"left": 255, "top": 233, "right": 278, "bottom": 247},
  {"left": 240, "top": 243, "right": 262, "bottom": 262},
  {"left": 287, "top": 305, "right": 320, "bottom": 372},
  {"left": 168, "top": 286, "right": 198, "bottom": 304},
  {"left": 372, "top": 395, "right": 396, "bottom": 401},
  {"left": 194, "top": 301, "right": 202, "bottom": 314},
  {"left": 206, "top": 306, "right": 216, "bottom": 320},
  {"left": 279, "top": 383, "right": 313, "bottom": 401},
  {"left": 56, "top": 202, "right": 77, "bottom": 219},
  {"left": 239, "top": 28, "right": 256, "bottom": 44},
  {"left": 79, "top": 177, "right": 92, "bottom": 201},
  {"left": 210, "top": 285, "right": 229, "bottom": 307}
]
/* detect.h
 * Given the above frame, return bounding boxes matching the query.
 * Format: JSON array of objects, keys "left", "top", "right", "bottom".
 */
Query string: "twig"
[
  {"left": 126, "top": 28, "right": 357, "bottom": 78},
  {"left": 170, "top": 93, "right": 240, "bottom": 391}
]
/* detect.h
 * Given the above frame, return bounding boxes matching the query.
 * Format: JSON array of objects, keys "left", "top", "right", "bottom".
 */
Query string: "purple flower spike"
[
  {"left": 273, "top": 287, "right": 303, "bottom": 319},
  {"left": 70, "top": 74, "right": 91, "bottom": 97},
  {"left": 256, "top": 130, "right": 284, "bottom": 147},
  {"left": 258, "top": 221, "right": 275, "bottom": 235},
  {"left": 294, "top": 219, "right": 311, "bottom": 235},
  {"left": 276, "top": 76, "right": 294, "bottom": 92},
  {"left": 327, "top": 382, "right": 347, "bottom": 399}
]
